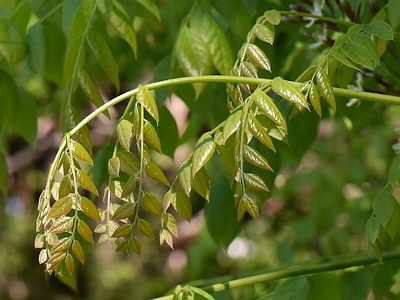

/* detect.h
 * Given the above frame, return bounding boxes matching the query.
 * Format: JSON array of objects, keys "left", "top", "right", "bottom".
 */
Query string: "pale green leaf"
[
  {"left": 264, "top": 10, "right": 281, "bottom": 25},
  {"left": 222, "top": 105, "right": 243, "bottom": 143},
  {"left": 246, "top": 197, "right": 259, "bottom": 220},
  {"left": 77, "top": 220, "right": 94, "bottom": 244},
  {"left": 365, "top": 217, "right": 381, "bottom": 244},
  {"left": 117, "top": 119, "right": 133, "bottom": 151},
  {"left": 112, "top": 202, "right": 135, "bottom": 220},
  {"left": 189, "top": 286, "right": 215, "bottom": 300},
  {"left": 109, "top": 7, "right": 137, "bottom": 58},
  {"left": 163, "top": 213, "right": 179, "bottom": 237},
  {"left": 138, "top": 218, "right": 154, "bottom": 239},
  {"left": 115, "top": 240, "right": 129, "bottom": 252},
  {"left": 80, "top": 196, "right": 101, "bottom": 221},
  {"left": 246, "top": 43, "right": 271, "bottom": 72},
  {"left": 117, "top": 150, "right": 140, "bottom": 175},
  {"left": 145, "top": 160, "right": 169, "bottom": 186},
  {"left": 351, "top": 33, "right": 380, "bottom": 64},
  {"left": 70, "top": 140, "right": 93, "bottom": 165},
  {"left": 48, "top": 196, "right": 73, "bottom": 219},
  {"left": 160, "top": 228, "right": 174, "bottom": 249},
  {"left": 76, "top": 169, "right": 99, "bottom": 196},
  {"left": 308, "top": 83, "right": 321, "bottom": 117},
  {"left": 108, "top": 157, "right": 120, "bottom": 178},
  {"left": 272, "top": 77, "right": 309, "bottom": 109},
  {"left": 341, "top": 42, "right": 375, "bottom": 69},
  {"left": 243, "top": 145, "right": 273, "bottom": 171},
  {"left": 253, "top": 23, "right": 275, "bottom": 45},
  {"left": 192, "top": 133, "right": 216, "bottom": 177},
  {"left": 240, "top": 61, "right": 258, "bottom": 78},
  {"left": 364, "top": 21, "right": 394, "bottom": 40},
  {"left": 137, "top": 85, "right": 159, "bottom": 124},
  {"left": 331, "top": 46, "right": 362, "bottom": 71},
  {"left": 142, "top": 193, "right": 162, "bottom": 217},
  {"left": 143, "top": 120, "right": 162, "bottom": 153}
]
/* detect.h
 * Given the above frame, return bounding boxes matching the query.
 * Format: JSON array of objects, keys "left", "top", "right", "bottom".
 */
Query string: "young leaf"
[
  {"left": 192, "top": 133, "right": 216, "bottom": 178},
  {"left": 253, "top": 89, "right": 287, "bottom": 131},
  {"left": 76, "top": 169, "right": 99, "bottom": 196},
  {"left": 72, "top": 240, "right": 85, "bottom": 265},
  {"left": 143, "top": 120, "right": 162, "bottom": 153},
  {"left": 137, "top": 85, "right": 159, "bottom": 124},
  {"left": 65, "top": 254, "right": 74, "bottom": 275},
  {"left": 121, "top": 175, "right": 137, "bottom": 198},
  {"left": 171, "top": 189, "right": 192, "bottom": 222},
  {"left": 138, "top": 219, "right": 155, "bottom": 239},
  {"left": 77, "top": 220, "right": 94, "bottom": 244},
  {"left": 264, "top": 10, "right": 281, "bottom": 25},
  {"left": 38, "top": 249, "right": 48, "bottom": 265},
  {"left": 49, "top": 216, "right": 74, "bottom": 234},
  {"left": 86, "top": 27, "right": 120, "bottom": 91},
  {"left": 331, "top": 46, "right": 362, "bottom": 71},
  {"left": 51, "top": 237, "right": 72, "bottom": 254},
  {"left": 115, "top": 240, "right": 130, "bottom": 252},
  {"left": 385, "top": 201, "right": 400, "bottom": 240},
  {"left": 246, "top": 197, "right": 259, "bottom": 220},
  {"left": 243, "top": 173, "right": 269, "bottom": 191},
  {"left": 117, "top": 150, "right": 140, "bottom": 175},
  {"left": 0, "top": 19, "right": 25, "bottom": 66},
  {"left": 316, "top": 69, "right": 336, "bottom": 110},
  {"left": 69, "top": 140, "right": 93, "bottom": 165},
  {"left": 117, "top": 119, "right": 133, "bottom": 151},
  {"left": 130, "top": 236, "right": 141, "bottom": 255},
  {"left": 192, "top": 167, "right": 211, "bottom": 201},
  {"left": 112, "top": 202, "right": 135, "bottom": 220},
  {"left": 160, "top": 228, "right": 174, "bottom": 249},
  {"left": 222, "top": 105, "right": 243, "bottom": 143},
  {"left": 136, "top": 0, "right": 161, "bottom": 21},
  {"left": 108, "top": 157, "right": 120, "bottom": 178},
  {"left": 309, "top": 83, "right": 322, "bottom": 117},
  {"left": 272, "top": 77, "right": 309, "bottom": 109},
  {"left": 237, "top": 197, "right": 247, "bottom": 221},
  {"left": 109, "top": 7, "right": 137, "bottom": 58},
  {"left": 178, "top": 164, "right": 192, "bottom": 195},
  {"left": 112, "top": 223, "right": 133, "bottom": 238},
  {"left": 240, "top": 61, "right": 258, "bottom": 78},
  {"left": 245, "top": 43, "right": 271, "bottom": 72},
  {"left": 351, "top": 33, "right": 380, "bottom": 64},
  {"left": 163, "top": 213, "right": 179, "bottom": 237},
  {"left": 253, "top": 23, "right": 275, "bottom": 45},
  {"left": 363, "top": 21, "right": 394, "bottom": 40},
  {"left": 145, "top": 160, "right": 169, "bottom": 186},
  {"left": 80, "top": 196, "right": 101, "bottom": 221},
  {"left": 243, "top": 145, "right": 273, "bottom": 171},
  {"left": 296, "top": 65, "right": 317, "bottom": 82},
  {"left": 48, "top": 195, "right": 73, "bottom": 219},
  {"left": 59, "top": 176, "right": 72, "bottom": 199},
  {"left": 247, "top": 114, "right": 275, "bottom": 152},
  {"left": 142, "top": 193, "right": 162, "bottom": 217}
]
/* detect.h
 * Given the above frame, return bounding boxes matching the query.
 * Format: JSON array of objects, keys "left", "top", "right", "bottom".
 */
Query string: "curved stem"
[{"left": 153, "top": 250, "right": 400, "bottom": 299}]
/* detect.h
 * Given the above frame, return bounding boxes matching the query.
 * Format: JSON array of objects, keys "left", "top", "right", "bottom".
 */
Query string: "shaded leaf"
[
  {"left": 145, "top": 160, "right": 169, "bottom": 186},
  {"left": 243, "top": 145, "right": 273, "bottom": 171},
  {"left": 192, "top": 167, "right": 211, "bottom": 201},
  {"left": 222, "top": 105, "right": 243, "bottom": 143},
  {"left": 342, "top": 42, "right": 374, "bottom": 69},
  {"left": 247, "top": 114, "right": 275, "bottom": 151},
  {"left": 48, "top": 196, "right": 73, "bottom": 219},
  {"left": 264, "top": 10, "right": 281, "bottom": 25},
  {"left": 309, "top": 83, "right": 321, "bottom": 117},
  {"left": 240, "top": 61, "right": 258, "bottom": 78},
  {"left": 136, "top": 0, "right": 160, "bottom": 21},
  {"left": 121, "top": 175, "right": 137, "bottom": 198},
  {"left": 192, "top": 133, "right": 216, "bottom": 177},
  {"left": 108, "top": 157, "right": 120, "bottom": 178},
  {"left": 116, "top": 240, "right": 130, "bottom": 252},
  {"left": 70, "top": 140, "right": 93, "bottom": 165},
  {"left": 331, "top": 45, "right": 362, "bottom": 71},
  {"left": 296, "top": 65, "right": 317, "bottom": 82},
  {"left": 65, "top": 253, "right": 74, "bottom": 275},
  {"left": 243, "top": 173, "right": 269, "bottom": 191},
  {"left": 117, "top": 119, "right": 133, "bottom": 151},
  {"left": 137, "top": 85, "right": 159, "bottom": 124},
  {"left": 272, "top": 77, "right": 309, "bottom": 109},
  {"left": 272, "top": 276, "right": 309, "bottom": 300},
  {"left": 117, "top": 150, "right": 140, "bottom": 175},
  {"left": 306, "top": 273, "right": 344, "bottom": 300},
  {"left": 246, "top": 197, "right": 259, "bottom": 220},
  {"left": 364, "top": 21, "right": 394, "bottom": 40},
  {"left": 76, "top": 169, "right": 99, "bottom": 196},
  {"left": 142, "top": 193, "right": 162, "bottom": 217},
  {"left": 80, "top": 197, "right": 101, "bottom": 221},
  {"left": 112, "top": 202, "right": 136, "bottom": 220},
  {"left": 112, "top": 223, "right": 133, "bottom": 238},
  {"left": 316, "top": 69, "right": 336, "bottom": 110},
  {"left": 72, "top": 240, "right": 85, "bottom": 264},
  {"left": 143, "top": 120, "right": 162, "bottom": 153},
  {"left": 366, "top": 217, "right": 381, "bottom": 244},
  {"left": 138, "top": 218, "right": 154, "bottom": 239},
  {"left": 351, "top": 33, "right": 380, "bottom": 64},
  {"left": 171, "top": 189, "right": 192, "bottom": 222},
  {"left": 38, "top": 249, "right": 48, "bottom": 264},
  {"left": 109, "top": 7, "right": 137, "bottom": 57},
  {"left": 237, "top": 197, "right": 247, "bottom": 221},
  {"left": 77, "top": 220, "right": 94, "bottom": 244},
  {"left": 0, "top": 19, "right": 25, "bottom": 66},
  {"left": 246, "top": 43, "right": 271, "bottom": 72},
  {"left": 373, "top": 191, "right": 395, "bottom": 227}
]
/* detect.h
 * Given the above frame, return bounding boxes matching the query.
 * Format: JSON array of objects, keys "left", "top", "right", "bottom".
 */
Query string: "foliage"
[{"left": 2, "top": 0, "right": 400, "bottom": 299}]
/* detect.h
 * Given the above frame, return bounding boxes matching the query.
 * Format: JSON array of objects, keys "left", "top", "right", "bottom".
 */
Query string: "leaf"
[
  {"left": 136, "top": 0, "right": 160, "bottom": 21},
  {"left": 243, "top": 173, "right": 269, "bottom": 191},
  {"left": 373, "top": 191, "right": 396, "bottom": 227},
  {"left": 48, "top": 195, "right": 73, "bottom": 219},
  {"left": 178, "top": 164, "right": 192, "bottom": 195},
  {"left": 145, "top": 160, "right": 169, "bottom": 186},
  {"left": 72, "top": 240, "right": 85, "bottom": 264},
  {"left": 237, "top": 197, "right": 247, "bottom": 221},
  {"left": 76, "top": 169, "right": 99, "bottom": 196},
  {"left": 160, "top": 228, "right": 174, "bottom": 249},
  {"left": 38, "top": 249, "right": 48, "bottom": 264},
  {"left": 0, "top": 19, "right": 25, "bottom": 66},
  {"left": 385, "top": 200, "right": 400, "bottom": 240},
  {"left": 253, "top": 23, "right": 275, "bottom": 45},
  {"left": 246, "top": 197, "right": 259, "bottom": 220},
  {"left": 138, "top": 218, "right": 154, "bottom": 239},
  {"left": 51, "top": 237, "right": 72, "bottom": 254},
  {"left": 121, "top": 174, "right": 137, "bottom": 198},
  {"left": 365, "top": 217, "right": 381, "bottom": 244},
  {"left": 309, "top": 83, "right": 321, "bottom": 117},
  {"left": 306, "top": 273, "right": 344, "bottom": 300},
  {"left": 80, "top": 196, "right": 101, "bottom": 221},
  {"left": 296, "top": 65, "right": 317, "bottom": 82},
  {"left": 243, "top": 145, "right": 273, "bottom": 171},
  {"left": 77, "top": 65, "right": 110, "bottom": 119},
  {"left": 222, "top": 105, "right": 243, "bottom": 143},
  {"left": 171, "top": 189, "right": 192, "bottom": 222},
  {"left": 363, "top": 21, "right": 394, "bottom": 40},
  {"left": 264, "top": 10, "right": 281, "bottom": 25},
  {"left": 163, "top": 213, "right": 179, "bottom": 237},
  {"left": 86, "top": 27, "right": 120, "bottom": 91},
  {"left": 246, "top": 43, "right": 271, "bottom": 72},
  {"left": 192, "top": 133, "right": 216, "bottom": 177},
  {"left": 272, "top": 276, "right": 309, "bottom": 300},
  {"left": 116, "top": 150, "right": 140, "bottom": 175},
  {"left": 142, "top": 193, "right": 162, "bottom": 217},
  {"left": 331, "top": 46, "right": 362, "bottom": 71},
  {"left": 143, "top": 120, "right": 162, "bottom": 153},
  {"left": 272, "top": 77, "right": 309, "bottom": 109},
  {"left": 341, "top": 42, "right": 375, "bottom": 69},
  {"left": 130, "top": 236, "right": 141, "bottom": 255},
  {"left": 316, "top": 69, "right": 336, "bottom": 110},
  {"left": 112, "top": 223, "right": 133, "bottom": 238},
  {"left": 108, "top": 157, "right": 120, "bottom": 178},
  {"left": 49, "top": 216, "right": 74, "bottom": 234},
  {"left": 116, "top": 240, "right": 129, "bottom": 252},
  {"left": 77, "top": 220, "right": 94, "bottom": 244},
  {"left": 240, "top": 61, "right": 258, "bottom": 78},
  {"left": 175, "top": 26, "right": 212, "bottom": 97},
  {"left": 0, "top": 70, "right": 19, "bottom": 125},
  {"left": 247, "top": 114, "right": 275, "bottom": 151},
  {"left": 112, "top": 202, "right": 135, "bottom": 220},
  {"left": 192, "top": 167, "right": 211, "bottom": 201},
  {"left": 109, "top": 7, "right": 137, "bottom": 57},
  {"left": 117, "top": 119, "right": 134, "bottom": 151},
  {"left": 371, "top": 239, "right": 382, "bottom": 263},
  {"left": 137, "top": 85, "right": 159, "bottom": 124},
  {"left": 351, "top": 33, "right": 380, "bottom": 64},
  {"left": 189, "top": 286, "right": 215, "bottom": 300},
  {"left": 59, "top": 176, "right": 72, "bottom": 199},
  {"left": 69, "top": 140, "right": 93, "bottom": 165},
  {"left": 65, "top": 254, "right": 74, "bottom": 275}
]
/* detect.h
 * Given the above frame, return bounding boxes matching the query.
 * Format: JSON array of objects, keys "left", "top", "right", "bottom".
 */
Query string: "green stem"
[
  {"left": 278, "top": 11, "right": 355, "bottom": 27},
  {"left": 69, "top": 75, "right": 400, "bottom": 137},
  {"left": 153, "top": 250, "right": 400, "bottom": 299}
]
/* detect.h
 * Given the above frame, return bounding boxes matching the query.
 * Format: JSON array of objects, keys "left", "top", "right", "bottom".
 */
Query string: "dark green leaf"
[
  {"left": 137, "top": 85, "right": 159, "bottom": 124},
  {"left": 331, "top": 46, "right": 362, "bottom": 71},
  {"left": 0, "top": 70, "right": 19, "bottom": 125},
  {"left": 385, "top": 200, "right": 400, "bottom": 240},
  {"left": 306, "top": 273, "right": 344, "bottom": 300},
  {"left": 222, "top": 105, "right": 243, "bottom": 143},
  {"left": 115, "top": 240, "right": 129, "bottom": 252},
  {"left": 341, "top": 42, "right": 374, "bottom": 69},
  {"left": 121, "top": 174, "right": 137, "bottom": 198},
  {"left": 389, "top": 156, "right": 400, "bottom": 185},
  {"left": 364, "top": 21, "right": 394, "bottom": 40},
  {"left": 272, "top": 77, "right": 309, "bottom": 109},
  {"left": 171, "top": 189, "right": 192, "bottom": 222},
  {"left": 130, "top": 236, "right": 141, "bottom": 255},
  {"left": 341, "top": 270, "right": 371, "bottom": 300},
  {"left": 112, "top": 202, "right": 136, "bottom": 220},
  {"left": 308, "top": 83, "right": 321, "bottom": 117},
  {"left": 192, "top": 133, "right": 216, "bottom": 177},
  {"left": 351, "top": 33, "right": 380, "bottom": 64},
  {"left": 117, "top": 150, "right": 140, "bottom": 175},
  {"left": 136, "top": 0, "right": 160, "bottom": 21},
  {"left": 237, "top": 197, "right": 247, "bottom": 221},
  {"left": 272, "top": 276, "right": 309, "bottom": 300},
  {"left": 112, "top": 223, "right": 133, "bottom": 238},
  {"left": 373, "top": 191, "right": 396, "bottom": 227},
  {"left": 246, "top": 43, "right": 271, "bottom": 72},
  {"left": 142, "top": 193, "right": 162, "bottom": 217},
  {"left": 365, "top": 217, "right": 381, "bottom": 244}
]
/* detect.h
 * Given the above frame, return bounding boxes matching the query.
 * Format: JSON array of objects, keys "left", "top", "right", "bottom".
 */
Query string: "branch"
[{"left": 153, "top": 250, "right": 400, "bottom": 299}]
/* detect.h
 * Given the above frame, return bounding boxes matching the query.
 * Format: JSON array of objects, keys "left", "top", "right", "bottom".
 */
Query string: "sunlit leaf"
[
  {"left": 72, "top": 240, "right": 85, "bottom": 264},
  {"left": 117, "top": 119, "right": 134, "bottom": 151},
  {"left": 94, "top": 223, "right": 107, "bottom": 233},
  {"left": 163, "top": 213, "right": 178, "bottom": 237},
  {"left": 65, "top": 253, "right": 74, "bottom": 275},
  {"left": 117, "top": 150, "right": 140, "bottom": 175},
  {"left": 108, "top": 157, "right": 120, "bottom": 178},
  {"left": 35, "top": 234, "right": 45, "bottom": 249},
  {"left": 112, "top": 202, "right": 136, "bottom": 220},
  {"left": 243, "top": 145, "right": 273, "bottom": 171},
  {"left": 316, "top": 69, "right": 336, "bottom": 110},
  {"left": 48, "top": 195, "right": 73, "bottom": 219},
  {"left": 253, "top": 23, "right": 275, "bottom": 45},
  {"left": 112, "top": 223, "right": 133, "bottom": 238},
  {"left": 143, "top": 120, "right": 162, "bottom": 153},
  {"left": 51, "top": 237, "right": 72, "bottom": 253},
  {"left": 38, "top": 249, "right": 48, "bottom": 264},
  {"left": 237, "top": 197, "right": 247, "bottom": 221},
  {"left": 247, "top": 114, "right": 275, "bottom": 152},
  {"left": 246, "top": 197, "right": 259, "bottom": 220},
  {"left": 246, "top": 43, "right": 271, "bottom": 72},
  {"left": 192, "top": 133, "right": 216, "bottom": 177},
  {"left": 142, "top": 193, "right": 162, "bottom": 217},
  {"left": 109, "top": 7, "right": 137, "bottom": 57},
  {"left": 77, "top": 220, "right": 94, "bottom": 244},
  {"left": 138, "top": 218, "right": 155, "bottom": 239},
  {"left": 163, "top": 190, "right": 174, "bottom": 211},
  {"left": 137, "top": 85, "right": 159, "bottom": 124},
  {"left": 272, "top": 77, "right": 309, "bottom": 109},
  {"left": 216, "top": 130, "right": 240, "bottom": 177},
  {"left": 76, "top": 169, "right": 99, "bottom": 196},
  {"left": 264, "top": 10, "right": 281, "bottom": 25},
  {"left": 47, "top": 252, "right": 66, "bottom": 269},
  {"left": 192, "top": 167, "right": 211, "bottom": 201},
  {"left": 222, "top": 105, "right": 243, "bottom": 143},
  {"left": 364, "top": 21, "right": 394, "bottom": 40},
  {"left": 80, "top": 196, "right": 101, "bottom": 221},
  {"left": 171, "top": 189, "right": 192, "bottom": 222},
  {"left": 145, "top": 160, "right": 169, "bottom": 186},
  {"left": 309, "top": 83, "right": 321, "bottom": 117},
  {"left": 160, "top": 228, "right": 174, "bottom": 249},
  {"left": 244, "top": 173, "right": 269, "bottom": 191},
  {"left": 240, "top": 61, "right": 258, "bottom": 78},
  {"left": 130, "top": 236, "right": 141, "bottom": 255},
  {"left": 59, "top": 176, "right": 72, "bottom": 199},
  {"left": 49, "top": 216, "right": 74, "bottom": 234},
  {"left": 69, "top": 140, "right": 93, "bottom": 165}
]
